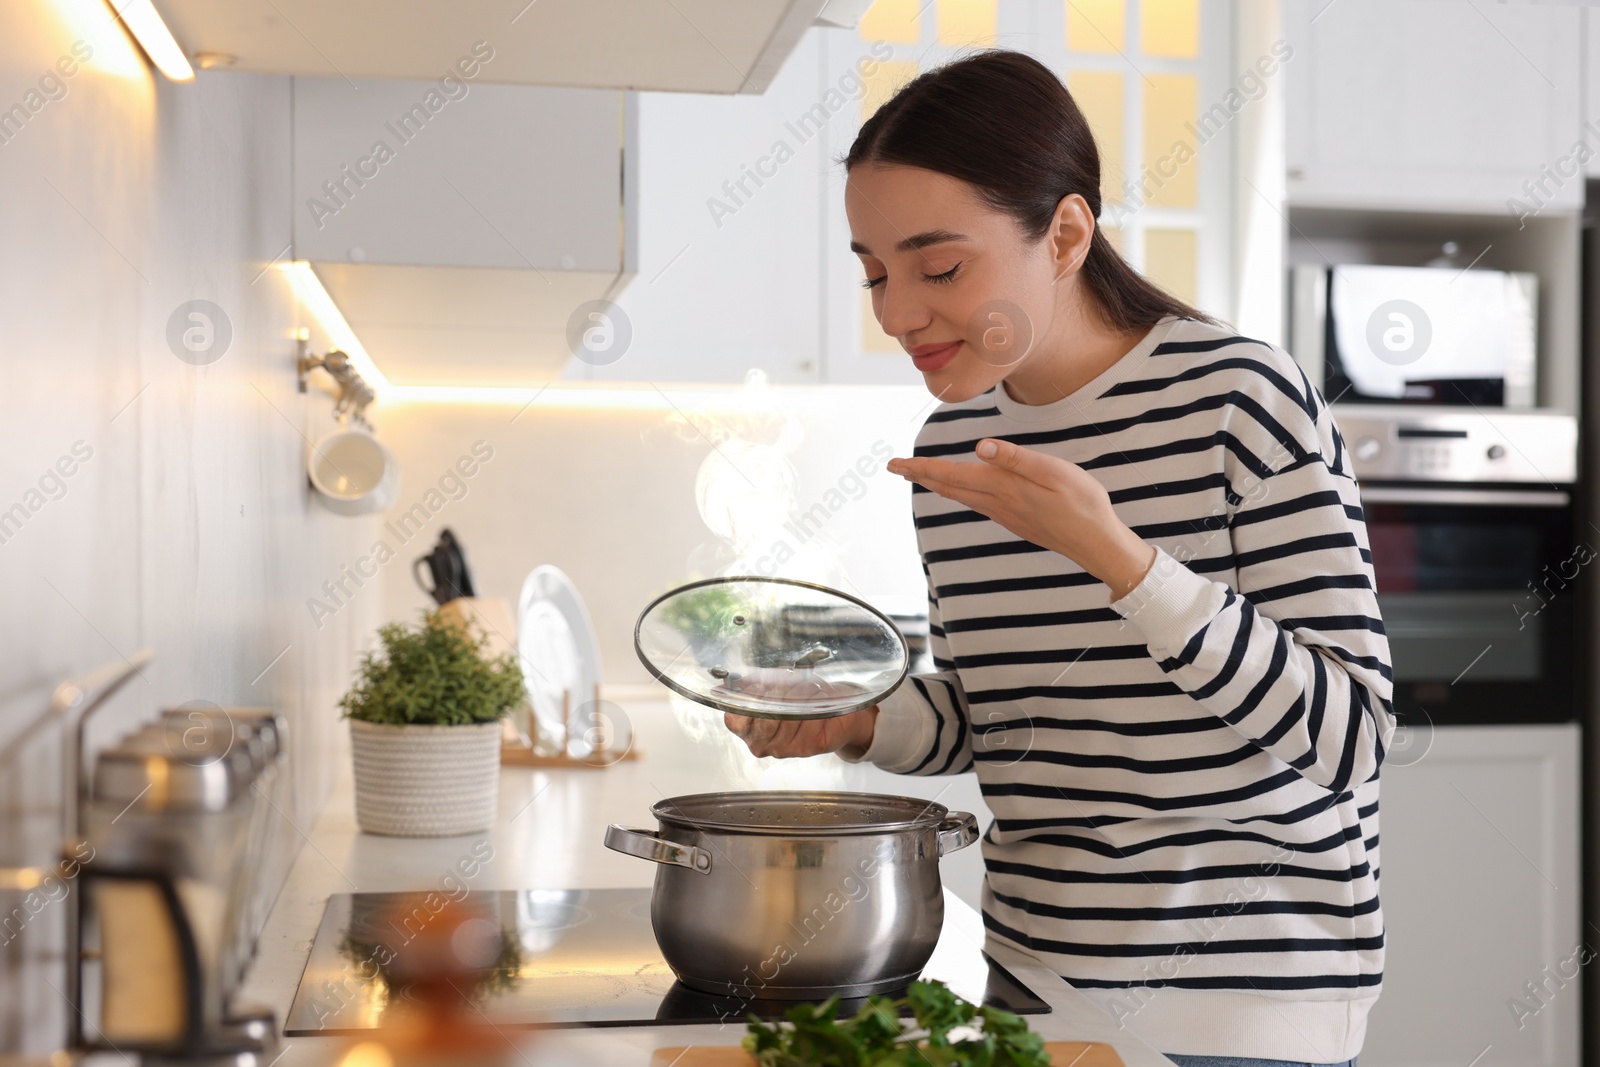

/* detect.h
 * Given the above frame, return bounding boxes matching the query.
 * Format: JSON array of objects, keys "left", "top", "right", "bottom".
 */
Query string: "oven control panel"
[{"left": 1332, "top": 406, "right": 1576, "bottom": 484}]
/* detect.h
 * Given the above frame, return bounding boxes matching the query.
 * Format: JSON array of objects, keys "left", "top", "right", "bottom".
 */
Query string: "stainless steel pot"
[{"left": 604, "top": 790, "right": 979, "bottom": 999}]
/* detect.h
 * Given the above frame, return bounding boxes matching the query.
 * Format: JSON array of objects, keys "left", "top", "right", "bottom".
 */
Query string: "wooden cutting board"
[{"left": 649, "top": 1041, "right": 1123, "bottom": 1066}]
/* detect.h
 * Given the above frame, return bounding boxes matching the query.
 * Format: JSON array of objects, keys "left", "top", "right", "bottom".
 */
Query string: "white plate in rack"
[{"left": 517, "top": 565, "right": 603, "bottom": 758}]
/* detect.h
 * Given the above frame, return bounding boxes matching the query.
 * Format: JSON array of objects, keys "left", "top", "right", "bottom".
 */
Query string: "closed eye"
[{"left": 861, "top": 263, "right": 962, "bottom": 289}]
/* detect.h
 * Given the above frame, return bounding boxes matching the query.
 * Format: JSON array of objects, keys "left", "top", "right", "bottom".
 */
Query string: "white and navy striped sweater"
[{"left": 847, "top": 315, "right": 1393, "bottom": 1062}]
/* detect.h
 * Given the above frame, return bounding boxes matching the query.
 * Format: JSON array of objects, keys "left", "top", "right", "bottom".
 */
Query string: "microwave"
[{"left": 1288, "top": 263, "right": 1538, "bottom": 407}]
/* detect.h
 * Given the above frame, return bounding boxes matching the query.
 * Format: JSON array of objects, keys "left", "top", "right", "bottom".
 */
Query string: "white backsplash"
[{"left": 376, "top": 385, "right": 932, "bottom": 686}]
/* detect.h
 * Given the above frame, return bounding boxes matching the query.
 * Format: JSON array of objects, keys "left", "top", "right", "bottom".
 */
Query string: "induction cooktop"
[{"left": 284, "top": 887, "right": 1049, "bottom": 1034}]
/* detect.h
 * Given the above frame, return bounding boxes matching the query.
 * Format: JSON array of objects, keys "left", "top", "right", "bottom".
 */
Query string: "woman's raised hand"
[
  {"left": 888, "top": 438, "right": 1156, "bottom": 600},
  {"left": 723, "top": 705, "right": 879, "bottom": 759}
]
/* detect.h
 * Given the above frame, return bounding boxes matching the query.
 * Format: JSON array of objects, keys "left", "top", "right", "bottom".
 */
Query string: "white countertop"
[{"left": 235, "top": 694, "right": 1178, "bottom": 1067}]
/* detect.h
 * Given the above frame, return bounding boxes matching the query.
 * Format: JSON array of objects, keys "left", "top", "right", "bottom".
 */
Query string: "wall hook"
[{"left": 298, "top": 337, "right": 375, "bottom": 428}]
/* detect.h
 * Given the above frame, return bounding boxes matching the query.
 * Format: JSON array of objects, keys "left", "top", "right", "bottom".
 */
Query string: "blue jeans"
[{"left": 1165, "top": 1057, "right": 1357, "bottom": 1067}]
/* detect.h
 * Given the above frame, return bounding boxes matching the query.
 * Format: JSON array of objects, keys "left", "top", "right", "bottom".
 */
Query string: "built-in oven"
[
  {"left": 1337, "top": 408, "right": 1583, "bottom": 725},
  {"left": 1334, "top": 406, "right": 1586, "bottom": 1067},
  {"left": 1361, "top": 481, "right": 1581, "bottom": 725}
]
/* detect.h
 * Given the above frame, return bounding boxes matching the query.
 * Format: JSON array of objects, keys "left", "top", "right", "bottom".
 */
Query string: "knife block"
[{"left": 436, "top": 596, "right": 518, "bottom": 660}]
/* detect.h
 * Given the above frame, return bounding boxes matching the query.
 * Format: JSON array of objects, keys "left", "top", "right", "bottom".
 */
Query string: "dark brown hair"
[{"left": 842, "top": 48, "right": 1221, "bottom": 333}]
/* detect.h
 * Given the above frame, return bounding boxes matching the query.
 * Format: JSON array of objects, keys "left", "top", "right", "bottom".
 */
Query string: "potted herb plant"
[{"left": 340, "top": 610, "right": 526, "bottom": 837}]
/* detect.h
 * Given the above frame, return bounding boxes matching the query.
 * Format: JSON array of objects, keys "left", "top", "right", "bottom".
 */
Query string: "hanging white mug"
[{"left": 307, "top": 429, "right": 399, "bottom": 515}]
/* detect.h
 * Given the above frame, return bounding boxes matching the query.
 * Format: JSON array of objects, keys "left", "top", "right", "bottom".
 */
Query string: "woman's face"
[{"left": 845, "top": 162, "right": 1072, "bottom": 403}]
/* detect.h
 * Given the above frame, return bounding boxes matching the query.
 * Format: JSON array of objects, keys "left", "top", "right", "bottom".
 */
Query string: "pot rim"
[{"left": 648, "top": 789, "right": 951, "bottom": 836}]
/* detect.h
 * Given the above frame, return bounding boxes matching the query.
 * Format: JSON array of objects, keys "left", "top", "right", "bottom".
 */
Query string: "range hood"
[{"left": 152, "top": 0, "right": 858, "bottom": 95}]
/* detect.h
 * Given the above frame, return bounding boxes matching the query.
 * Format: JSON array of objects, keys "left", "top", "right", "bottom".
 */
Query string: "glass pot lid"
[{"left": 634, "top": 577, "right": 909, "bottom": 720}]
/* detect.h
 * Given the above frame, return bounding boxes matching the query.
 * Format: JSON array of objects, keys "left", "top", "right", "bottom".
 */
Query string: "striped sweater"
[{"left": 846, "top": 315, "right": 1393, "bottom": 1062}]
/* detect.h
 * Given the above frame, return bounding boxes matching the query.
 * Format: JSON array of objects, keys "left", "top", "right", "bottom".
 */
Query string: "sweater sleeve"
[
  {"left": 1107, "top": 361, "right": 1396, "bottom": 795},
  {"left": 838, "top": 563, "right": 975, "bottom": 775}
]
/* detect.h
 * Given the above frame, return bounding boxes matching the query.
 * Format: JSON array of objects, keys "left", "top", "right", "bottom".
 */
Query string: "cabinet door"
[
  {"left": 293, "top": 77, "right": 626, "bottom": 272},
  {"left": 1284, "top": 1, "right": 1581, "bottom": 213},
  {"left": 1363, "top": 724, "right": 1580, "bottom": 1067},
  {"left": 569, "top": 29, "right": 829, "bottom": 385},
  {"left": 1584, "top": 9, "right": 1600, "bottom": 179}
]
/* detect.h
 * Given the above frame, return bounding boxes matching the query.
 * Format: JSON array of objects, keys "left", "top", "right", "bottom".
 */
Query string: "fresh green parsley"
[{"left": 743, "top": 979, "right": 1050, "bottom": 1066}]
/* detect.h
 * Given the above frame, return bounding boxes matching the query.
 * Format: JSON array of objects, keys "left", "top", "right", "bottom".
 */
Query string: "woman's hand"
[
  {"left": 724, "top": 705, "right": 879, "bottom": 759},
  {"left": 887, "top": 438, "right": 1157, "bottom": 601}
]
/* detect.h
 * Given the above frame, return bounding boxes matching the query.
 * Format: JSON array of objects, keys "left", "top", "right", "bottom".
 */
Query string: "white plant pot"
[{"left": 349, "top": 719, "right": 501, "bottom": 837}]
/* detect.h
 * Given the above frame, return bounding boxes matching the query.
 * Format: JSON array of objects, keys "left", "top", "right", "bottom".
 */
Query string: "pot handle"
[
  {"left": 604, "top": 824, "right": 713, "bottom": 874},
  {"left": 937, "top": 811, "right": 979, "bottom": 856}
]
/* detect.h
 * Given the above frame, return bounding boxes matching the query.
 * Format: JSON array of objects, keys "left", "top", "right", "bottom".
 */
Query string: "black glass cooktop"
[{"left": 284, "top": 887, "right": 1049, "bottom": 1034}]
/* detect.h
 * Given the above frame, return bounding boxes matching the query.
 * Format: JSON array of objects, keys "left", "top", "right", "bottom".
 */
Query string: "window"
[{"left": 826, "top": 0, "right": 1237, "bottom": 376}]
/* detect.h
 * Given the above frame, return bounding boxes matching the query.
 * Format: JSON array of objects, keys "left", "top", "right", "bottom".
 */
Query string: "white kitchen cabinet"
[
  {"left": 1284, "top": 1, "right": 1581, "bottom": 214},
  {"left": 566, "top": 29, "right": 832, "bottom": 385},
  {"left": 294, "top": 79, "right": 628, "bottom": 273},
  {"left": 1362, "top": 724, "right": 1580, "bottom": 1067},
  {"left": 1583, "top": 8, "right": 1600, "bottom": 179},
  {"left": 292, "top": 77, "right": 635, "bottom": 385},
  {"left": 290, "top": 30, "right": 841, "bottom": 388}
]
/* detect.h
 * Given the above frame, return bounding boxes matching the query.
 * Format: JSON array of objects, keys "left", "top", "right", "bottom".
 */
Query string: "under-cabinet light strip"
[
  {"left": 282, "top": 261, "right": 788, "bottom": 412},
  {"left": 105, "top": 0, "right": 194, "bottom": 81}
]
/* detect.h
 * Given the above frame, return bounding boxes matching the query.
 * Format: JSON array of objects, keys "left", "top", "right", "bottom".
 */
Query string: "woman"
[{"left": 723, "top": 49, "right": 1391, "bottom": 1067}]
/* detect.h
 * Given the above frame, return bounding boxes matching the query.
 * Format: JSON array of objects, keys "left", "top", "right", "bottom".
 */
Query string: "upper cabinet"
[
  {"left": 293, "top": 77, "right": 636, "bottom": 387},
  {"left": 184, "top": 3, "right": 883, "bottom": 390},
  {"left": 1284, "top": 0, "right": 1582, "bottom": 214},
  {"left": 152, "top": 0, "right": 836, "bottom": 95},
  {"left": 295, "top": 78, "right": 627, "bottom": 273},
  {"left": 560, "top": 28, "right": 837, "bottom": 387},
  {"left": 1585, "top": 12, "right": 1600, "bottom": 179}
]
